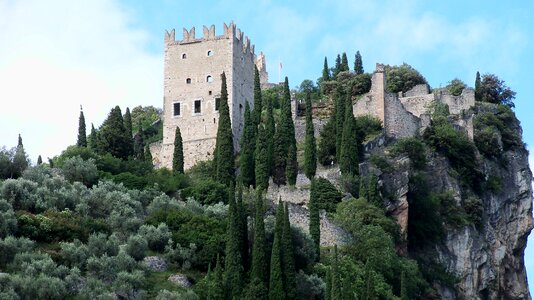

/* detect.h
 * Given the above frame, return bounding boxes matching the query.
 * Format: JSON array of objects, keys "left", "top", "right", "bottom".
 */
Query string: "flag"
[{"left": 280, "top": 62, "right": 283, "bottom": 70}]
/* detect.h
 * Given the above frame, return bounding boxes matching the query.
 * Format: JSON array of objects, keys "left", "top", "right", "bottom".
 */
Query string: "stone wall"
[
  {"left": 399, "top": 94, "right": 434, "bottom": 117},
  {"left": 437, "top": 88, "right": 475, "bottom": 115},
  {"left": 384, "top": 93, "right": 421, "bottom": 138},
  {"left": 294, "top": 118, "right": 327, "bottom": 143}
]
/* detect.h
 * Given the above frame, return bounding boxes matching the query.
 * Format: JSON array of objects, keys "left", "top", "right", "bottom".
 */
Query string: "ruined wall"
[
  {"left": 354, "top": 63, "right": 385, "bottom": 123},
  {"left": 160, "top": 22, "right": 260, "bottom": 170},
  {"left": 384, "top": 93, "right": 421, "bottom": 138},
  {"left": 398, "top": 84, "right": 435, "bottom": 118},
  {"left": 437, "top": 87, "right": 475, "bottom": 115}
]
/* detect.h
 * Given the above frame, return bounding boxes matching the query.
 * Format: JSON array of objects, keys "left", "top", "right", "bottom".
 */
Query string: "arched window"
[
  {"left": 182, "top": 53, "right": 187, "bottom": 59},
  {"left": 207, "top": 50, "right": 213, "bottom": 57},
  {"left": 206, "top": 75, "right": 213, "bottom": 83},
  {"left": 186, "top": 78, "right": 192, "bottom": 84}
]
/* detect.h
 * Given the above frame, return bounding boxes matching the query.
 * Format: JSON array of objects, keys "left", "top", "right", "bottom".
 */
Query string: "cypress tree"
[
  {"left": 273, "top": 78, "right": 290, "bottom": 185},
  {"left": 208, "top": 254, "right": 225, "bottom": 300},
  {"left": 253, "top": 66, "right": 263, "bottom": 127},
  {"left": 400, "top": 271, "right": 409, "bottom": 300},
  {"left": 224, "top": 183, "right": 243, "bottom": 299},
  {"left": 341, "top": 52, "right": 349, "bottom": 72},
  {"left": 97, "top": 106, "right": 131, "bottom": 159},
  {"left": 255, "top": 125, "right": 270, "bottom": 192},
  {"left": 286, "top": 141, "right": 297, "bottom": 186},
  {"left": 37, "top": 155, "right": 42, "bottom": 165},
  {"left": 368, "top": 175, "right": 380, "bottom": 206},
  {"left": 359, "top": 176, "right": 369, "bottom": 201},
  {"left": 236, "top": 184, "right": 249, "bottom": 271},
  {"left": 123, "top": 107, "right": 134, "bottom": 157},
  {"left": 335, "top": 88, "right": 346, "bottom": 161},
  {"left": 363, "top": 260, "right": 375, "bottom": 300},
  {"left": 322, "top": 56, "right": 331, "bottom": 82},
  {"left": 339, "top": 94, "right": 359, "bottom": 175},
  {"left": 334, "top": 54, "right": 342, "bottom": 78},
  {"left": 282, "top": 202, "right": 297, "bottom": 299},
  {"left": 240, "top": 102, "right": 256, "bottom": 187},
  {"left": 172, "top": 126, "right": 184, "bottom": 173},
  {"left": 18, "top": 134, "right": 23, "bottom": 147},
  {"left": 269, "top": 203, "right": 285, "bottom": 300},
  {"left": 133, "top": 127, "right": 145, "bottom": 161},
  {"left": 265, "top": 94, "right": 276, "bottom": 176},
  {"left": 354, "top": 50, "right": 364, "bottom": 75},
  {"left": 77, "top": 107, "right": 87, "bottom": 147},
  {"left": 12, "top": 135, "right": 28, "bottom": 178},
  {"left": 251, "top": 191, "right": 268, "bottom": 286},
  {"left": 88, "top": 123, "right": 97, "bottom": 150},
  {"left": 325, "top": 268, "right": 332, "bottom": 300},
  {"left": 309, "top": 179, "right": 321, "bottom": 261},
  {"left": 331, "top": 245, "right": 341, "bottom": 300},
  {"left": 214, "top": 72, "right": 235, "bottom": 185},
  {"left": 304, "top": 93, "right": 317, "bottom": 179},
  {"left": 475, "top": 71, "right": 482, "bottom": 102},
  {"left": 244, "top": 278, "right": 268, "bottom": 300}
]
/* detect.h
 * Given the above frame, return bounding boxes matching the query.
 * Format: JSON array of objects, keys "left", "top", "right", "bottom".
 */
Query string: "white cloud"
[{"left": 0, "top": 0, "right": 161, "bottom": 162}]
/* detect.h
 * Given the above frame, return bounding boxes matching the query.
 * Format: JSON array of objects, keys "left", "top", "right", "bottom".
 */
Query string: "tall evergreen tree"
[
  {"left": 334, "top": 54, "right": 342, "bottom": 78},
  {"left": 341, "top": 52, "right": 349, "bottom": 72},
  {"left": 322, "top": 56, "right": 331, "bottom": 82},
  {"left": 37, "top": 155, "right": 42, "bottom": 165},
  {"left": 17, "top": 134, "right": 23, "bottom": 147},
  {"left": 325, "top": 268, "right": 332, "bottom": 300},
  {"left": 475, "top": 71, "right": 482, "bottom": 102},
  {"left": 236, "top": 184, "right": 249, "bottom": 271},
  {"left": 309, "top": 179, "right": 321, "bottom": 261},
  {"left": 339, "top": 94, "right": 359, "bottom": 175},
  {"left": 88, "top": 123, "right": 97, "bottom": 150},
  {"left": 368, "top": 174, "right": 380, "bottom": 206},
  {"left": 77, "top": 107, "right": 87, "bottom": 147},
  {"left": 253, "top": 66, "right": 263, "bottom": 127},
  {"left": 273, "top": 78, "right": 291, "bottom": 185},
  {"left": 240, "top": 102, "right": 256, "bottom": 187},
  {"left": 265, "top": 94, "right": 276, "bottom": 176},
  {"left": 133, "top": 126, "right": 145, "bottom": 161},
  {"left": 96, "top": 106, "right": 131, "bottom": 159},
  {"left": 123, "top": 107, "right": 134, "bottom": 156},
  {"left": 282, "top": 202, "right": 297, "bottom": 299},
  {"left": 354, "top": 50, "right": 364, "bottom": 75},
  {"left": 208, "top": 254, "right": 225, "bottom": 300},
  {"left": 334, "top": 88, "right": 346, "bottom": 161},
  {"left": 286, "top": 142, "right": 298, "bottom": 186},
  {"left": 214, "top": 72, "right": 235, "bottom": 185},
  {"left": 269, "top": 203, "right": 285, "bottom": 300},
  {"left": 359, "top": 176, "right": 369, "bottom": 200},
  {"left": 224, "top": 183, "right": 243, "bottom": 299},
  {"left": 304, "top": 93, "right": 317, "bottom": 179},
  {"left": 172, "top": 126, "right": 184, "bottom": 173},
  {"left": 145, "top": 144, "right": 153, "bottom": 164},
  {"left": 251, "top": 191, "right": 269, "bottom": 286},
  {"left": 400, "top": 271, "right": 409, "bottom": 300},
  {"left": 330, "top": 245, "right": 341, "bottom": 300},
  {"left": 255, "top": 125, "right": 270, "bottom": 191},
  {"left": 12, "top": 135, "right": 29, "bottom": 178}
]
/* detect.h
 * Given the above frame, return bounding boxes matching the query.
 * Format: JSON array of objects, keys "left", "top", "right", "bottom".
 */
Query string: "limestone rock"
[
  {"left": 168, "top": 274, "right": 192, "bottom": 288},
  {"left": 143, "top": 256, "right": 167, "bottom": 272}
]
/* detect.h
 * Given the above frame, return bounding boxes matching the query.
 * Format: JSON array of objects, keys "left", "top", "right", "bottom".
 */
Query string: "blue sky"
[{"left": 0, "top": 0, "right": 532, "bottom": 292}]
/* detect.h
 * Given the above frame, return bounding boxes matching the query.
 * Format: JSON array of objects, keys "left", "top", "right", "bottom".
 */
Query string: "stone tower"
[{"left": 154, "top": 21, "right": 268, "bottom": 170}]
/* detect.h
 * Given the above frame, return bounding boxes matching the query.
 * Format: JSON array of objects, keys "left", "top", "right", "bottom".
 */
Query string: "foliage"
[
  {"left": 269, "top": 204, "right": 285, "bottom": 300},
  {"left": 251, "top": 191, "right": 269, "bottom": 286},
  {"left": 223, "top": 184, "right": 244, "bottom": 299},
  {"left": 253, "top": 66, "right": 263, "bottom": 127},
  {"left": 317, "top": 118, "right": 336, "bottom": 166},
  {"left": 282, "top": 203, "right": 297, "bottom": 299},
  {"left": 479, "top": 73, "right": 516, "bottom": 107},
  {"left": 309, "top": 180, "right": 320, "bottom": 261},
  {"left": 241, "top": 102, "right": 256, "bottom": 188},
  {"left": 474, "top": 106, "right": 522, "bottom": 157},
  {"left": 181, "top": 179, "right": 227, "bottom": 205},
  {"left": 138, "top": 223, "right": 172, "bottom": 252},
  {"left": 61, "top": 156, "right": 98, "bottom": 186},
  {"left": 304, "top": 93, "right": 317, "bottom": 179},
  {"left": 77, "top": 108, "right": 87, "bottom": 147},
  {"left": 0, "top": 199, "right": 17, "bottom": 238},
  {"left": 213, "top": 72, "right": 235, "bottom": 185},
  {"left": 423, "top": 117, "right": 482, "bottom": 192},
  {"left": 385, "top": 63, "right": 428, "bottom": 93},
  {"left": 354, "top": 51, "right": 364, "bottom": 75},
  {"left": 173, "top": 126, "right": 184, "bottom": 174},
  {"left": 131, "top": 105, "right": 162, "bottom": 135},
  {"left": 0, "top": 236, "right": 34, "bottom": 267},
  {"left": 446, "top": 78, "right": 466, "bottom": 96},
  {"left": 310, "top": 177, "right": 343, "bottom": 212},
  {"left": 286, "top": 141, "right": 298, "bottom": 186},
  {"left": 390, "top": 137, "right": 427, "bottom": 169},
  {"left": 475, "top": 71, "right": 481, "bottom": 101},
  {"left": 96, "top": 106, "right": 133, "bottom": 160},
  {"left": 125, "top": 234, "right": 148, "bottom": 261},
  {"left": 133, "top": 129, "right": 146, "bottom": 161},
  {"left": 339, "top": 95, "right": 359, "bottom": 175},
  {"left": 254, "top": 125, "right": 270, "bottom": 191}
]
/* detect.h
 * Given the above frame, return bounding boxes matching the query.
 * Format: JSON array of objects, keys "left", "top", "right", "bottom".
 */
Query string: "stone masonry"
[{"left": 152, "top": 22, "right": 268, "bottom": 170}]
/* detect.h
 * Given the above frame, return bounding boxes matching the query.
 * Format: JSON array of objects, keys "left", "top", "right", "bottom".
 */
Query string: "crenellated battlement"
[{"left": 165, "top": 21, "right": 257, "bottom": 56}]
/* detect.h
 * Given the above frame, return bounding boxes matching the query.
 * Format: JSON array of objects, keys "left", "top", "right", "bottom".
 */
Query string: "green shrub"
[
  {"left": 0, "top": 199, "right": 17, "bottom": 238},
  {"left": 390, "top": 137, "right": 426, "bottom": 169},
  {"left": 125, "top": 234, "right": 148, "bottom": 261},
  {"left": 474, "top": 106, "right": 522, "bottom": 157},
  {"left": 369, "top": 154, "right": 393, "bottom": 173},
  {"left": 138, "top": 223, "right": 172, "bottom": 252},
  {"left": 61, "top": 156, "right": 98, "bottom": 186},
  {"left": 146, "top": 168, "right": 189, "bottom": 195},
  {"left": 181, "top": 179, "right": 228, "bottom": 205},
  {"left": 385, "top": 63, "right": 428, "bottom": 93},
  {"left": 446, "top": 78, "right": 466, "bottom": 96},
  {"left": 464, "top": 196, "right": 484, "bottom": 228},
  {"left": 54, "top": 145, "right": 99, "bottom": 168},
  {"left": 0, "top": 236, "right": 34, "bottom": 267},
  {"left": 111, "top": 172, "right": 148, "bottom": 190}
]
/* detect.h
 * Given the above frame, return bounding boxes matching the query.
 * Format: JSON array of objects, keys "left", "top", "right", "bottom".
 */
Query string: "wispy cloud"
[{"left": 0, "top": 0, "right": 161, "bottom": 161}]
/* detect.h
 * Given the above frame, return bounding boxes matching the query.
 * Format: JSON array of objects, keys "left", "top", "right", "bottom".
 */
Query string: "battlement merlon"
[{"left": 164, "top": 21, "right": 257, "bottom": 55}]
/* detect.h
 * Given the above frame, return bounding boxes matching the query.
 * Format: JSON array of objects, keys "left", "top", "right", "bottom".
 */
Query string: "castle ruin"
[{"left": 151, "top": 21, "right": 268, "bottom": 170}]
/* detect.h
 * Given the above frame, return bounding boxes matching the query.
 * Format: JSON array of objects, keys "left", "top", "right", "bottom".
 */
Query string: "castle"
[
  {"left": 150, "top": 22, "right": 268, "bottom": 170},
  {"left": 150, "top": 22, "right": 474, "bottom": 170}
]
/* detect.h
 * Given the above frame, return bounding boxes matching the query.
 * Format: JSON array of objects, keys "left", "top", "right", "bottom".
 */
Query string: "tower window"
[
  {"left": 209, "top": 91, "right": 212, "bottom": 95},
  {"left": 194, "top": 100, "right": 201, "bottom": 114},
  {"left": 206, "top": 75, "right": 213, "bottom": 83},
  {"left": 215, "top": 97, "right": 221, "bottom": 111},
  {"left": 207, "top": 50, "right": 213, "bottom": 57},
  {"left": 186, "top": 78, "right": 192, "bottom": 84},
  {"left": 173, "top": 102, "right": 181, "bottom": 116},
  {"left": 182, "top": 53, "right": 187, "bottom": 59}
]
